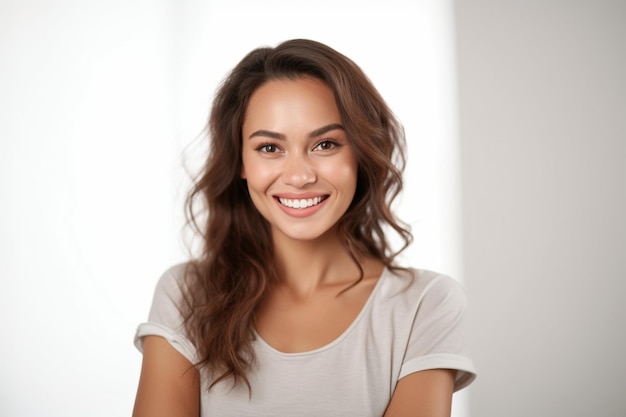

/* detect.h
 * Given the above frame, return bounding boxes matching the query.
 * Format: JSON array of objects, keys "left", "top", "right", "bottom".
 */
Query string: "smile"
[{"left": 278, "top": 196, "right": 326, "bottom": 209}]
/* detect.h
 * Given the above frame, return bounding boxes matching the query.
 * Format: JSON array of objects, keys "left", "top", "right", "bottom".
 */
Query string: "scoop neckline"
[{"left": 253, "top": 266, "right": 389, "bottom": 357}]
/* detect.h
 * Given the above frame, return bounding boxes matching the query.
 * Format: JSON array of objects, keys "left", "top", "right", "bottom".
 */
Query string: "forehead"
[{"left": 242, "top": 77, "right": 342, "bottom": 133}]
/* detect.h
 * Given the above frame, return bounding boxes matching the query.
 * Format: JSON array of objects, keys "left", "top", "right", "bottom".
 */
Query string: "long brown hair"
[{"left": 183, "top": 39, "right": 411, "bottom": 391}]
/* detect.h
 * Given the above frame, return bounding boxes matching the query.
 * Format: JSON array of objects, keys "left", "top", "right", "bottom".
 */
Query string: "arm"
[
  {"left": 384, "top": 369, "right": 456, "bottom": 417},
  {"left": 132, "top": 336, "right": 200, "bottom": 417}
]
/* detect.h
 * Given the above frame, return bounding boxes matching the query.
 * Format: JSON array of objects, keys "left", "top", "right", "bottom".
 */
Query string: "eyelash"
[
  {"left": 314, "top": 139, "right": 341, "bottom": 151},
  {"left": 254, "top": 139, "right": 342, "bottom": 154},
  {"left": 255, "top": 143, "right": 280, "bottom": 153}
]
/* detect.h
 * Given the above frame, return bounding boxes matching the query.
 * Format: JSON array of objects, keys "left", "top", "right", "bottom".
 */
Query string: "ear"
[{"left": 240, "top": 163, "right": 247, "bottom": 179}]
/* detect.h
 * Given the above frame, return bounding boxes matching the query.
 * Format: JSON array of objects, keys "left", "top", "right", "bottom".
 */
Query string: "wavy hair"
[{"left": 183, "top": 39, "right": 412, "bottom": 391}]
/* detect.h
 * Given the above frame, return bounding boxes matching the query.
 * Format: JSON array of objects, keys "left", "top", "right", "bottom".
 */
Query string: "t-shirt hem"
[{"left": 399, "top": 353, "right": 477, "bottom": 392}]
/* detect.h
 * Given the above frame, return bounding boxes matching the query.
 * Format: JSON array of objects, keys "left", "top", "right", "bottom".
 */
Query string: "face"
[{"left": 241, "top": 77, "right": 358, "bottom": 243}]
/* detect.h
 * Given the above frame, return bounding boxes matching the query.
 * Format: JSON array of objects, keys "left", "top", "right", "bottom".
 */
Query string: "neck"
[{"left": 271, "top": 229, "right": 363, "bottom": 297}]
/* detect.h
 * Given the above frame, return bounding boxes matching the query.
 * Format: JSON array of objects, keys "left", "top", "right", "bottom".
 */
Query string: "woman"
[{"left": 133, "top": 39, "right": 476, "bottom": 417}]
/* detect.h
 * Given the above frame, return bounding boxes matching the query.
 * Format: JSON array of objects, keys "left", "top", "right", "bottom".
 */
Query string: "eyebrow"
[{"left": 248, "top": 123, "right": 345, "bottom": 140}]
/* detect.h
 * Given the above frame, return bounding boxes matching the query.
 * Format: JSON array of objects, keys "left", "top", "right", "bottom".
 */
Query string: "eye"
[
  {"left": 313, "top": 139, "right": 340, "bottom": 151},
  {"left": 256, "top": 143, "right": 280, "bottom": 153}
]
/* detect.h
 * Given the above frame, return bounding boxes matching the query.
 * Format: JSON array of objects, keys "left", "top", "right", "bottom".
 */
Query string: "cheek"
[
  {"left": 241, "top": 148, "right": 253, "bottom": 179},
  {"left": 321, "top": 155, "right": 358, "bottom": 190},
  {"left": 241, "top": 150, "right": 260, "bottom": 181},
  {"left": 334, "top": 165, "right": 356, "bottom": 185},
  {"left": 241, "top": 158, "right": 275, "bottom": 192}
]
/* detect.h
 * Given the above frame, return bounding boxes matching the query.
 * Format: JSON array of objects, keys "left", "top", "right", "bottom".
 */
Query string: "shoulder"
[
  {"left": 153, "top": 263, "right": 189, "bottom": 297},
  {"left": 387, "top": 268, "right": 476, "bottom": 390},
  {"left": 381, "top": 267, "right": 468, "bottom": 310},
  {"left": 136, "top": 263, "right": 199, "bottom": 363},
  {"left": 147, "top": 263, "right": 191, "bottom": 323}
]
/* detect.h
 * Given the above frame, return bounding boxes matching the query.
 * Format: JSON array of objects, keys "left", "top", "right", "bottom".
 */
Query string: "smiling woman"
[{"left": 132, "top": 39, "right": 476, "bottom": 417}]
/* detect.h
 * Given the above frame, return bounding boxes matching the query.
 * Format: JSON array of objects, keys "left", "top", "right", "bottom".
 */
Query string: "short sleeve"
[
  {"left": 399, "top": 274, "right": 477, "bottom": 391},
  {"left": 134, "top": 264, "right": 198, "bottom": 364}
]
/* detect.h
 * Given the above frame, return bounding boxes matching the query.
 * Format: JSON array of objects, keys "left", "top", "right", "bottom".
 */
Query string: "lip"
[{"left": 273, "top": 194, "right": 329, "bottom": 218}]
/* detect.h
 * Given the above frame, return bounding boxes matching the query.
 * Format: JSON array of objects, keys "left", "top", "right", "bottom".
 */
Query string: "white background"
[{"left": 0, "top": 1, "right": 466, "bottom": 416}]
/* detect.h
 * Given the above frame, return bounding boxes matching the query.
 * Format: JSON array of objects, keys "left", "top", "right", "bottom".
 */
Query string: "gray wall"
[{"left": 454, "top": 1, "right": 626, "bottom": 416}]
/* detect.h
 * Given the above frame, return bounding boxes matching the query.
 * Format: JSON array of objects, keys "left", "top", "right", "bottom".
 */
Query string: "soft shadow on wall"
[{"left": 455, "top": 1, "right": 626, "bottom": 416}]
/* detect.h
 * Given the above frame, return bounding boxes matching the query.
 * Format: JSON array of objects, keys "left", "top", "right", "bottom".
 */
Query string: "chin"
[{"left": 272, "top": 224, "right": 337, "bottom": 243}]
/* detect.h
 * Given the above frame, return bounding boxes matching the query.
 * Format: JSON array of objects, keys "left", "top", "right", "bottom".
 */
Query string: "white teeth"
[{"left": 279, "top": 196, "right": 323, "bottom": 209}]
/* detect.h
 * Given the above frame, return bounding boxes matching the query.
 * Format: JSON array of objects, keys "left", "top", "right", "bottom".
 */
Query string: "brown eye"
[
  {"left": 314, "top": 140, "right": 339, "bottom": 151},
  {"left": 256, "top": 143, "right": 279, "bottom": 153}
]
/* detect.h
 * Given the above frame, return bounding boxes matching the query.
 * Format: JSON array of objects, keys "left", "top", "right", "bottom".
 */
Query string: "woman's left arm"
[{"left": 383, "top": 369, "right": 456, "bottom": 417}]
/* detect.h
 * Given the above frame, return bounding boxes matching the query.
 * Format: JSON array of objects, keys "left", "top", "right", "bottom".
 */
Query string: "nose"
[{"left": 281, "top": 153, "right": 317, "bottom": 187}]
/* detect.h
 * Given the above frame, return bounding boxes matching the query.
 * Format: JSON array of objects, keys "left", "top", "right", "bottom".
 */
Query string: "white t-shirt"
[{"left": 135, "top": 264, "right": 476, "bottom": 416}]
